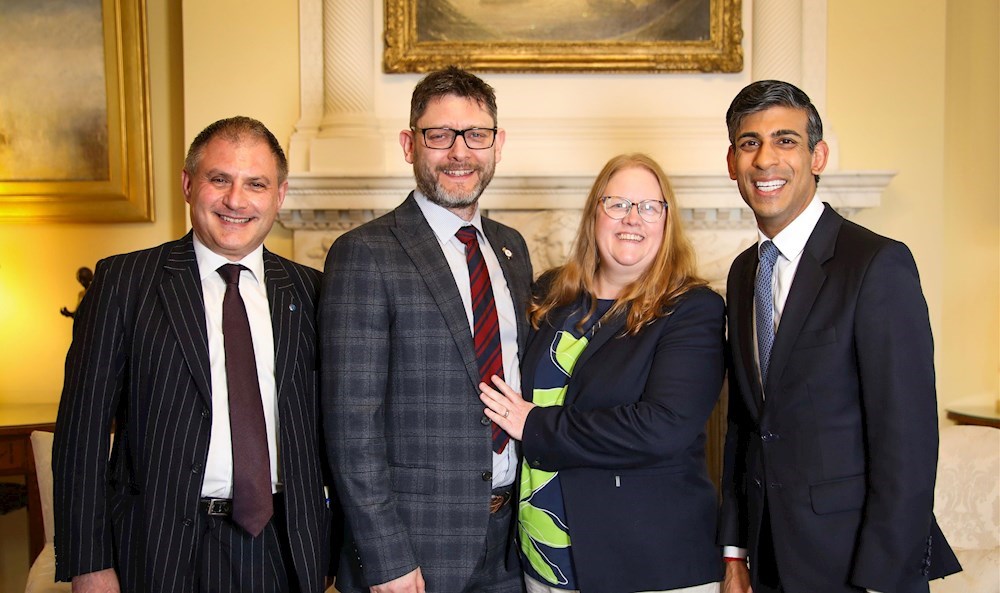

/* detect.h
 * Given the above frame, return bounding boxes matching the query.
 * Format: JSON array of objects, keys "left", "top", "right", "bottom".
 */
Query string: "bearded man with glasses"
[{"left": 320, "top": 66, "right": 532, "bottom": 593}]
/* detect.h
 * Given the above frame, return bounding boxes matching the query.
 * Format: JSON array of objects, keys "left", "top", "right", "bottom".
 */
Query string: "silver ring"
[{"left": 503, "top": 409, "right": 510, "bottom": 419}]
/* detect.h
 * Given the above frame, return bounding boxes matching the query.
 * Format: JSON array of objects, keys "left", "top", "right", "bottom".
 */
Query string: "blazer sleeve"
[
  {"left": 717, "top": 363, "right": 753, "bottom": 549},
  {"left": 849, "top": 242, "right": 940, "bottom": 591},
  {"left": 52, "top": 258, "right": 123, "bottom": 580},
  {"left": 521, "top": 288, "right": 725, "bottom": 470},
  {"left": 319, "top": 232, "right": 418, "bottom": 586}
]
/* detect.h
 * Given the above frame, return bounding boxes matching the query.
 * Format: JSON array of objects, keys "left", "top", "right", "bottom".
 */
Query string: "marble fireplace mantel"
[{"left": 279, "top": 171, "right": 894, "bottom": 288}]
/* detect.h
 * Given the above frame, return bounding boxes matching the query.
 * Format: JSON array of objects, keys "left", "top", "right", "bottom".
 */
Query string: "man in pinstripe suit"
[
  {"left": 54, "top": 116, "right": 335, "bottom": 593},
  {"left": 321, "top": 67, "right": 532, "bottom": 593}
]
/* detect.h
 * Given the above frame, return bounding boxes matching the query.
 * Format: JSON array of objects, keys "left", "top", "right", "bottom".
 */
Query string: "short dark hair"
[
  {"left": 409, "top": 66, "right": 498, "bottom": 129},
  {"left": 184, "top": 116, "right": 288, "bottom": 184},
  {"left": 726, "top": 80, "right": 824, "bottom": 183},
  {"left": 726, "top": 80, "right": 824, "bottom": 150}
]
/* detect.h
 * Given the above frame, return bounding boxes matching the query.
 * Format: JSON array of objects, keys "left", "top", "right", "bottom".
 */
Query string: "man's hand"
[
  {"left": 72, "top": 568, "right": 120, "bottom": 593},
  {"left": 723, "top": 560, "right": 752, "bottom": 593},
  {"left": 370, "top": 567, "right": 425, "bottom": 593}
]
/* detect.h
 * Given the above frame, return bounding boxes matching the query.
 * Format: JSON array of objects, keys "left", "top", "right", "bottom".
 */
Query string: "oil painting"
[
  {"left": 0, "top": 0, "right": 152, "bottom": 222},
  {"left": 385, "top": 0, "right": 742, "bottom": 72}
]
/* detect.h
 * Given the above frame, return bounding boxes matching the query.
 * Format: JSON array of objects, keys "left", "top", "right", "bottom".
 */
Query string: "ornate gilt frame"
[
  {"left": 0, "top": 0, "right": 153, "bottom": 223},
  {"left": 384, "top": 0, "right": 743, "bottom": 73}
]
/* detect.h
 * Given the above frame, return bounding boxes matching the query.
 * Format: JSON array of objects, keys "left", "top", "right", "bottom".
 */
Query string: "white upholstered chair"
[
  {"left": 930, "top": 424, "right": 1000, "bottom": 593},
  {"left": 24, "top": 431, "right": 71, "bottom": 593}
]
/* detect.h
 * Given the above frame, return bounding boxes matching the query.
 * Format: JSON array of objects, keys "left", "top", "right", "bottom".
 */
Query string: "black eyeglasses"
[
  {"left": 600, "top": 196, "right": 668, "bottom": 223},
  {"left": 414, "top": 127, "right": 498, "bottom": 150}
]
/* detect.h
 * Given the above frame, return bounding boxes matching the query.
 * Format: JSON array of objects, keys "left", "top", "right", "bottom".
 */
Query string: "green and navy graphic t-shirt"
[{"left": 519, "top": 296, "right": 614, "bottom": 589}]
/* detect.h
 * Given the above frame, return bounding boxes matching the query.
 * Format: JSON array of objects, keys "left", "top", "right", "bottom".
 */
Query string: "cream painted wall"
[
  {"left": 828, "top": 0, "right": 1000, "bottom": 414},
  {"left": 941, "top": 0, "right": 999, "bottom": 410},
  {"left": 181, "top": 0, "right": 302, "bottom": 259}
]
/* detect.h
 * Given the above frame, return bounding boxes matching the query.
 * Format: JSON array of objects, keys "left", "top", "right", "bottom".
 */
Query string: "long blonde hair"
[{"left": 529, "top": 153, "right": 705, "bottom": 335}]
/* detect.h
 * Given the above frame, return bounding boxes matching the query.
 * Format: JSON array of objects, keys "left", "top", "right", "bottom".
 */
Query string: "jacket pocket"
[
  {"left": 809, "top": 473, "right": 865, "bottom": 515},
  {"left": 795, "top": 326, "right": 837, "bottom": 349}
]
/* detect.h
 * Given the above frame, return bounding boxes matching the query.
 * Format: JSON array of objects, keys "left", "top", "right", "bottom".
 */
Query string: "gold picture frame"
[
  {"left": 0, "top": 0, "right": 153, "bottom": 223},
  {"left": 385, "top": 0, "right": 743, "bottom": 73}
]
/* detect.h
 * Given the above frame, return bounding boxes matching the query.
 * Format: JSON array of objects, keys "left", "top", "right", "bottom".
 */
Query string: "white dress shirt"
[
  {"left": 414, "top": 192, "right": 520, "bottom": 489},
  {"left": 193, "top": 236, "right": 280, "bottom": 498},
  {"left": 753, "top": 195, "right": 826, "bottom": 384}
]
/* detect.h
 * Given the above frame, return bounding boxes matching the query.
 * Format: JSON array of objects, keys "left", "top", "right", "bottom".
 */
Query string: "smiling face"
[
  {"left": 183, "top": 137, "right": 287, "bottom": 261},
  {"left": 594, "top": 166, "right": 666, "bottom": 296},
  {"left": 727, "top": 105, "right": 829, "bottom": 238},
  {"left": 399, "top": 94, "right": 505, "bottom": 221}
]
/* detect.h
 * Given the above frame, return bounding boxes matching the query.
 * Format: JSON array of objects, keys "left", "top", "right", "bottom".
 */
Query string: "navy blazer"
[
  {"left": 53, "top": 233, "right": 333, "bottom": 592},
  {"left": 719, "top": 205, "right": 961, "bottom": 592},
  {"left": 521, "top": 284, "right": 726, "bottom": 593}
]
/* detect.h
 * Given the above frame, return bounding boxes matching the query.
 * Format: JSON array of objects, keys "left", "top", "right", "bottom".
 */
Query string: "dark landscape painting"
[
  {"left": 416, "top": 0, "right": 710, "bottom": 43},
  {"left": 0, "top": 0, "right": 109, "bottom": 182}
]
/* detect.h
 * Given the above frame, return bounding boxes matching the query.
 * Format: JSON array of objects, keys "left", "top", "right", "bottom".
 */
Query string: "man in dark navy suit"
[
  {"left": 718, "top": 80, "right": 961, "bottom": 593},
  {"left": 54, "top": 116, "right": 335, "bottom": 593}
]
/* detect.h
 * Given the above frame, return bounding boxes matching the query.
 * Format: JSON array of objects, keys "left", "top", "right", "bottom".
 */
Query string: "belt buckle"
[
  {"left": 489, "top": 491, "right": 511, "bottom": 514},
  {"left": 205, "top": 499, "right": 230, "bottom": 516}
]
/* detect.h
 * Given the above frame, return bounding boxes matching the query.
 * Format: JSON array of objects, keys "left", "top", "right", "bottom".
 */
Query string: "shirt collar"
[
  {"left": 413, "top": 190, "right": 485, "bottom": 244},
  {"left": 192, "top": 233, "right": 266, "bottom": 285},
  {"left": 757, "top": 195, "right": 824, "bottom": 261}
]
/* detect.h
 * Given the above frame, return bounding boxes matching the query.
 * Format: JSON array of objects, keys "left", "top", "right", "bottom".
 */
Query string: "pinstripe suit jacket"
[
  {"left": 320, "top": 194, "right": 532, "bottom": 592},
  {"left": 53, "top": 232, "right": 332, "bottom": 592}
]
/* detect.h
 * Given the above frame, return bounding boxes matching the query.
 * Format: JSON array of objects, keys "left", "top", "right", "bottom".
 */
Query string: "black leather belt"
[
  {"left": 199, "top": 498, "right": 234, "bottom": 516},
  {"left": 199, "top": 493, "right": 283, "bottom": 517}
]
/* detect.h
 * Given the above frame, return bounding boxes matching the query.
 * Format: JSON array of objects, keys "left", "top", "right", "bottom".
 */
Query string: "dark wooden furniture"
[{"left": 0, "top": 403, "right": 59, "bottom": 564}]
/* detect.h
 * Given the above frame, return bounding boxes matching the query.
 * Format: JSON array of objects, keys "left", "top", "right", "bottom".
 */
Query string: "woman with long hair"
[{"left": 481, "top": 153, "right": 725, "bottom": 593}]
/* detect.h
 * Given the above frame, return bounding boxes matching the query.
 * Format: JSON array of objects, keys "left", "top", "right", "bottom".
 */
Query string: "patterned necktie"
[
  {"left": 455, "top": 226, "right": 509, "bottom": 453},
  {"left": 217, "top": 264, "right": 273, "bottom": 537},
  {"left": 755, "top": 241, "right": 780, "bottom": 385}
]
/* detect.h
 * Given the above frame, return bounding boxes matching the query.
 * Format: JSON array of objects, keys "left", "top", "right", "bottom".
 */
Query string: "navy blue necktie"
[
  {"left": 755, "top": 241, "right": 780, "bottom": 385},
  {"left": 456, "top": 227, "right": 509, "bottom": 453}
]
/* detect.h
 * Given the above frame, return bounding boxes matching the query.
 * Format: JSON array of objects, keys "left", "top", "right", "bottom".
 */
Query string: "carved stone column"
[{"left": 290, "top": 0, "right": 383, "bottom": 174}]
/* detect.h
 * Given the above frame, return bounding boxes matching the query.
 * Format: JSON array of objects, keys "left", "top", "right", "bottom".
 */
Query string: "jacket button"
[
  {"left": 481, "top": 471, "right": 492, "bottom": 482},
  {"left": 480, "top": 416, "right": 491, "bottom": 426},
  {"left": 182, "top": 518, "right": 193, "bottom": 527},
  {"left": 202, "top": 407, "right": 210, "bottom": 419},
  {"left": 753, "top": 478, "right": 762, "bottom": 488},
  {"left": 191, "top": 463, "right": 202, "bottom": 474},
  {"left": 761, "top": 431, "right": 780, "bottom": 442}
]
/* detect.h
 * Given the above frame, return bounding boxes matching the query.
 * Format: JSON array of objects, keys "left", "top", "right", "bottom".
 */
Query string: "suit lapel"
[
  {"left": 765, "top": 206, "right": 841, "bottom": 391},
  {"left": 557, "top": 304, "right": 627, "bottom": 406},
  {"left": 264, "top": 251, "right": 299, "bottom": 401},
  {"left": 159, "top": 234, "right": 212, "bottom": 407},
  {"left": 391, "top": 194, "right": 482, "bottom": 390},
  {"left": 482, "top": 219, "right": 531, "bottom": 353}
]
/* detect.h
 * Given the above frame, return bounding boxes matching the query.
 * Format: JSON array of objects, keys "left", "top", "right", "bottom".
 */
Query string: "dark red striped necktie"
[
  {"left": 455, "top": 226, "right": 509, "bottom": 453},
  {"left": 217, "top": 264, "right": 273, "bottom": 536}
]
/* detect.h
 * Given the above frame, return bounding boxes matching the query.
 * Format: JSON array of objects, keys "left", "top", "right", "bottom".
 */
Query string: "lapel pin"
[
  {"left": 502, "top": 247, "right": 512, "bottom": 260},
  {"left": 289, "top": 303, "right": 297, "bottom": 312}
]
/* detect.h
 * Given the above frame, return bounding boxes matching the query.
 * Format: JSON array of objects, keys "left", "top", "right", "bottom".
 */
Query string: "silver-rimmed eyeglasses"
[
  {"left": 600, "top": 196, "right": 668, "bottom": 223},
  {"left": 415, "top": 127, "right": 498, "bottom": 150}
]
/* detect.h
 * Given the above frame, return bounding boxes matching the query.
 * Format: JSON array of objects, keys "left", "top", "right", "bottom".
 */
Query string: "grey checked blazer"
[
  {"left": 320, "top": 194, "right": 533, "bottom": 592},
  {"left": 53, "top": 232, "right": 333, "bottom": 592}
]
